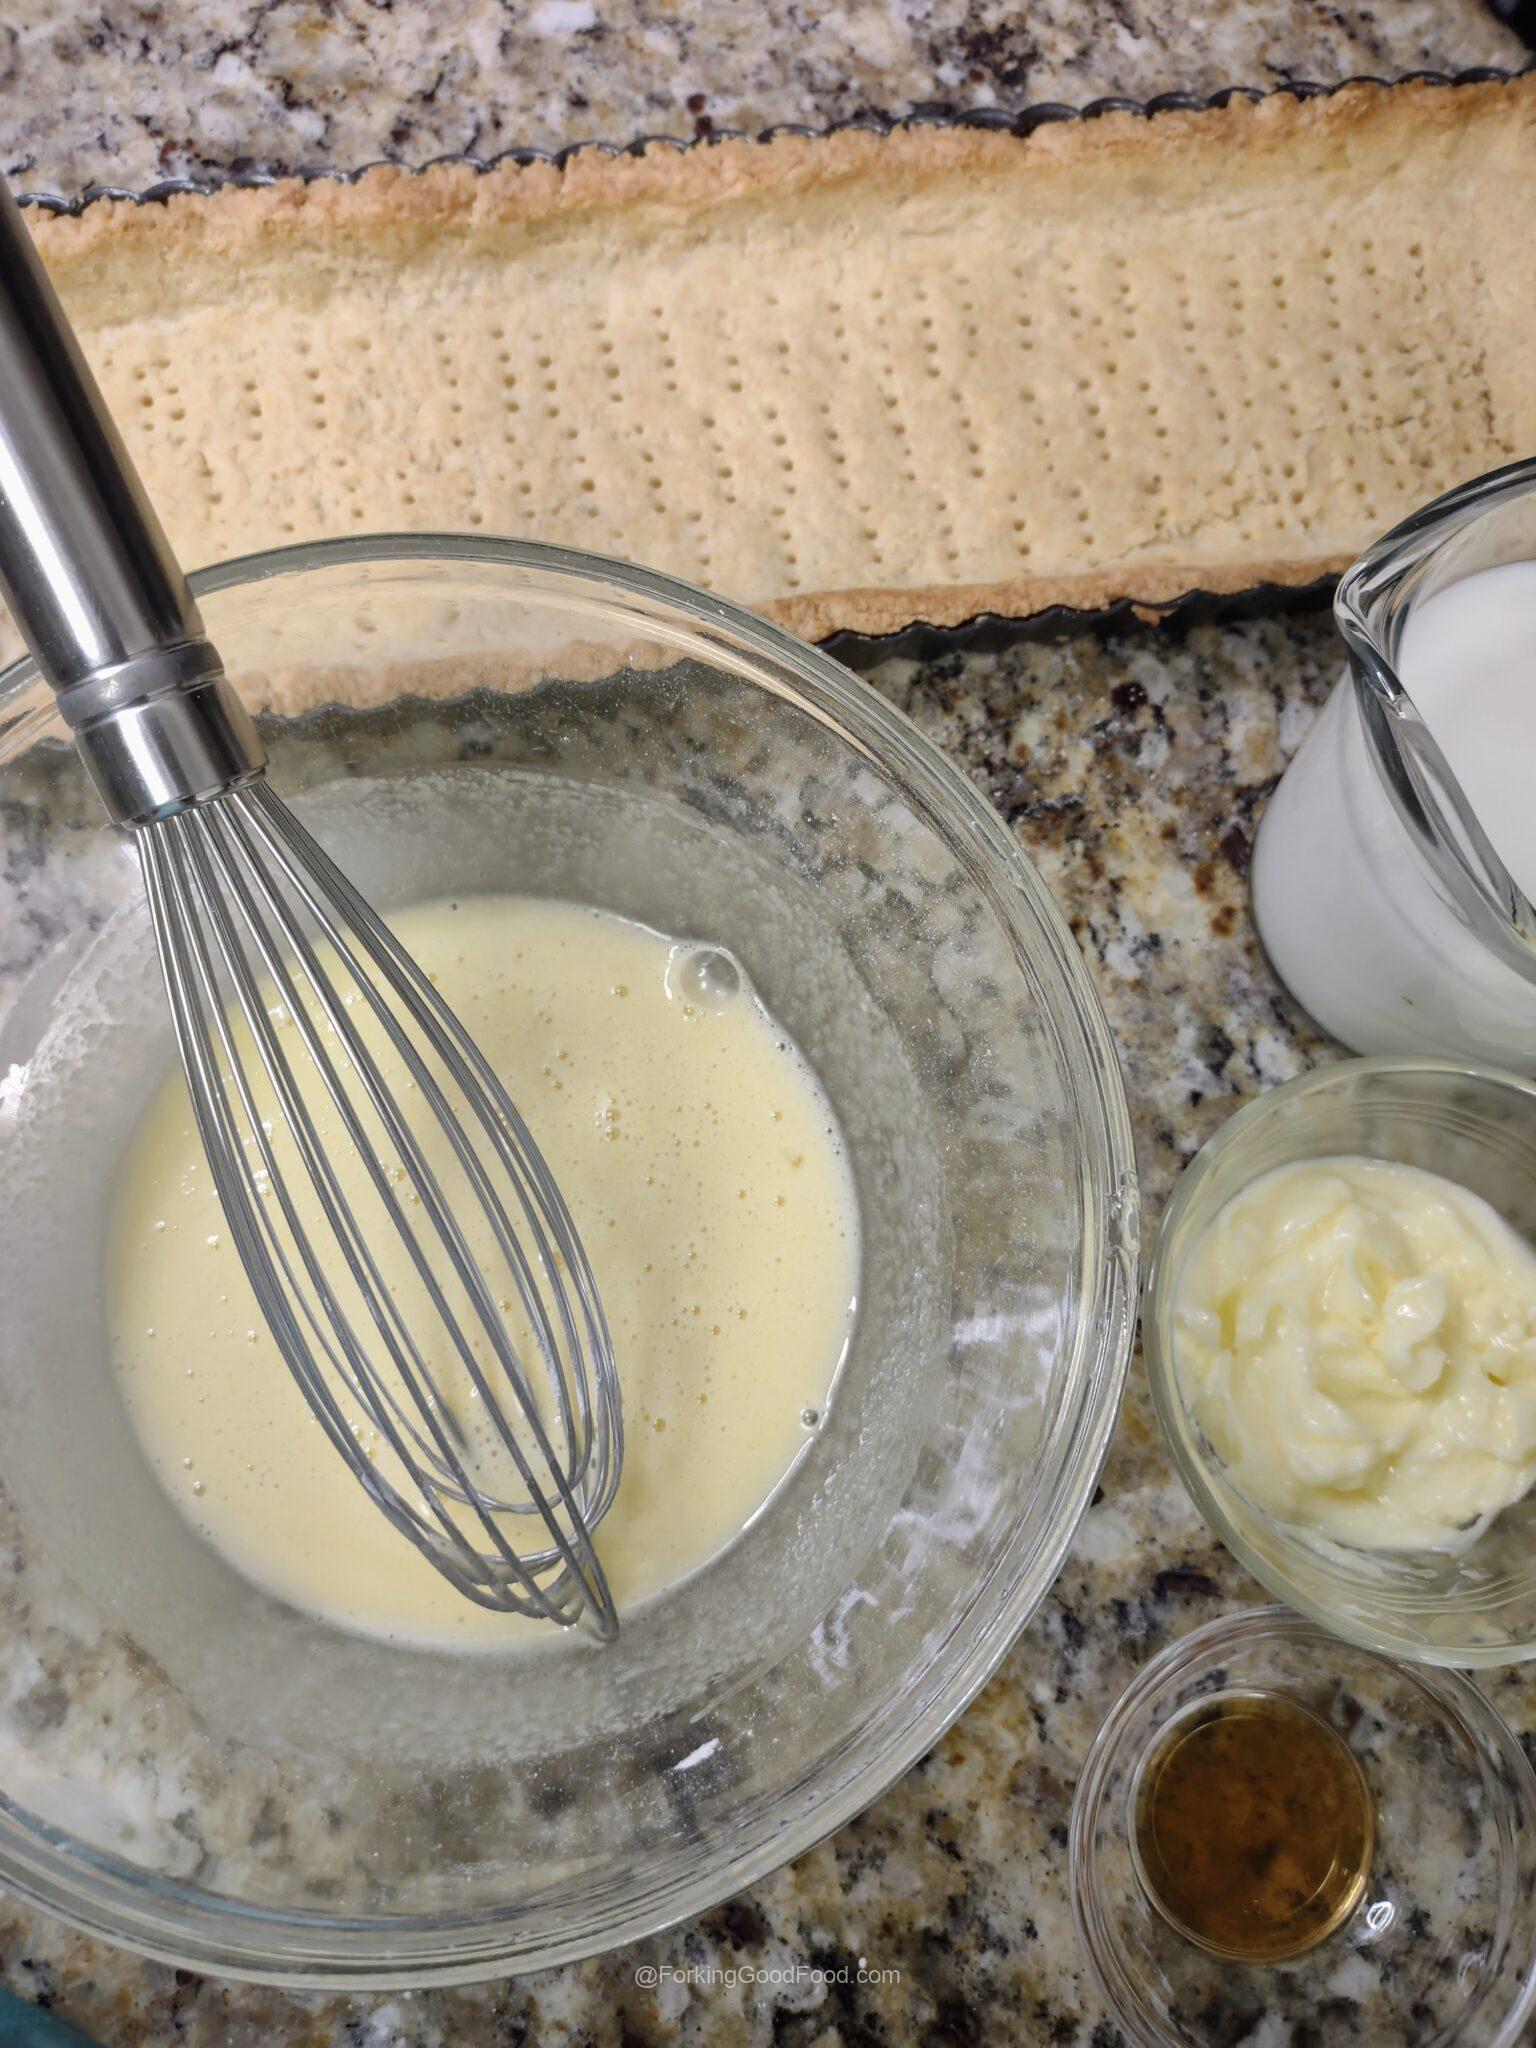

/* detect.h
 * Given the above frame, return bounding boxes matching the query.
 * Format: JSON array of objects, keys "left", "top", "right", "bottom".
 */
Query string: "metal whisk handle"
[{"left": 0, "top": 175, "right": 264, "bottom": 825}]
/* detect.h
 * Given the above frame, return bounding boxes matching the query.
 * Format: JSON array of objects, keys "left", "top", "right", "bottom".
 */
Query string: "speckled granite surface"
[
  {"left": 0, "top": 0, "right": 1526, "bottom": 195},
  {"left": 10, "top": 613, "right": 1508, "bottom": 2047},
  {"left": 2, "top": 5, "right": 1534, "bottom": 2047}
]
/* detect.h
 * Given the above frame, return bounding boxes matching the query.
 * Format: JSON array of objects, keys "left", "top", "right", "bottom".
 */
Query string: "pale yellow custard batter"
[{"left": 108, "top": 896, "right": 859, "bottom": 1648}]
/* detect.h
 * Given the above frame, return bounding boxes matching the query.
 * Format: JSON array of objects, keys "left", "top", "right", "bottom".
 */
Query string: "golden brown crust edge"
[
  {"left": 31, "top": 75, "right": 1533, "bottom": 270},
  {"left": 226, "top": 560, "right": 1344, "bottom": 718},
  {"left": 0, "top": 556, "right": 1348, "bottom": 691},
  {"left": 224, "top": 557, "right": 1348, "bottom": 715},
  {"left": 764, "top": 557, "right": 1350, "bottom": 643}
]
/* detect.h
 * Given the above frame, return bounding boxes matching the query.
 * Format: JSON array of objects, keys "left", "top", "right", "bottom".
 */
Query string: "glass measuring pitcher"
[{"left": 1253, "top": 458, "right": 1536, "bottom": 1070}]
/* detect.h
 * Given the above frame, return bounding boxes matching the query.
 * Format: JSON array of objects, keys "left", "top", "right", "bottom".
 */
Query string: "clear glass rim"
[
  {"left": 1335, "top": 456, "right": 1536, "bottom": 982},
  {"left": 1069, "top": 1605, "right": 1536, "bottom": 2048},
  {"left": 1143, "top": 1054, "right": 1536, "bottom": 1668},
  {"left": 0, "top": 531, "right": 1140, "bottom": 1985}
]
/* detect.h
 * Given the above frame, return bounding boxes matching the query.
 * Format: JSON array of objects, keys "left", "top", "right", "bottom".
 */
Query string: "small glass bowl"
[
  {"left": 1145, "top": 1056, "right": 1536, "bottom": 1666},
  {"left": 1070, "top": 1608, "right": 1536, "bottom": 2048}
]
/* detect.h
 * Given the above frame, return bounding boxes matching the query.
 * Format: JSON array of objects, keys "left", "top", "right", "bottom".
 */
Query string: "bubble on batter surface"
[{"left": 666, "top": 944, "right": 743, "bottom": 1011}]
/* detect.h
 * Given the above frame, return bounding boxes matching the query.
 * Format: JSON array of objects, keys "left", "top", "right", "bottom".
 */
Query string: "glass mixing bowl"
[{"left": 0, "top": 535, "right": 1137, "bottom": 1986}]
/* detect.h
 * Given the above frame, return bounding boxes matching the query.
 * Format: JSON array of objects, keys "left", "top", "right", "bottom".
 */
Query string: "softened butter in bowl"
[
  {"left": 1145, "top": 1057, "right": 1536, "bottom": 1666},
  {"left": 1172, "top": 1154, "right": 1536, "bottom": 1553}
]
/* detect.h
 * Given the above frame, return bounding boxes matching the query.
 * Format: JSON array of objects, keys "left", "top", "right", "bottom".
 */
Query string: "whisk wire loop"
[
  {"left": 247, "top": 786, "right": 619, "bottom": 1475},
  {"left": 230, "top": 791, "right": 590, "bottom": 1494},
  {"left": 141, "top": 816, "right": 534, "bottom": 1610},
  {"left": 230, "top": 789, "right": 622, "bottom": 1556},
  {"left": 161, "top": 816, "right": 522, "bottom": 1586},
  {"left": 135, "top": 785, "right": 621, "bottom": 1638}
]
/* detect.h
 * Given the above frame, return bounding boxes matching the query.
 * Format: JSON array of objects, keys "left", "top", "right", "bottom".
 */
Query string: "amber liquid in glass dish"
[{"left": 1131, "top": 1688, "right": 1374, "bottom": 1962}]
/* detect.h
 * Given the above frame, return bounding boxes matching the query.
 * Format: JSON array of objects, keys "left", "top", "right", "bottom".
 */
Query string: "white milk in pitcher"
[
  {"left": 1398, "top": 562, "right": 1536, "bottom": 897},
  {"left": 1252, "top": 560, "right": 1536, "bottom": 1068}
]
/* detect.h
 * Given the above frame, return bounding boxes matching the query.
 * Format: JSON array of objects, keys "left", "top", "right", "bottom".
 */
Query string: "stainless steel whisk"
[{"left": 0, "top": 178, "right": 623, "bottom": 1637}]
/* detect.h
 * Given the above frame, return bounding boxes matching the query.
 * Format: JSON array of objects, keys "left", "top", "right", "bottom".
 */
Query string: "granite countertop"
[
  {"left": 1, "top": 5, "right": 1533, "bottom": 2046},
  {"left": 0, "top": 0, "right": 1526, "bottom": 192}
]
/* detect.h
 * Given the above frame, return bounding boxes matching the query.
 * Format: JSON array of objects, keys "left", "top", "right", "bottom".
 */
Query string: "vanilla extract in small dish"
[{"left": 1131, "top": 1689, "right": 1374, "bottom": 1962}]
